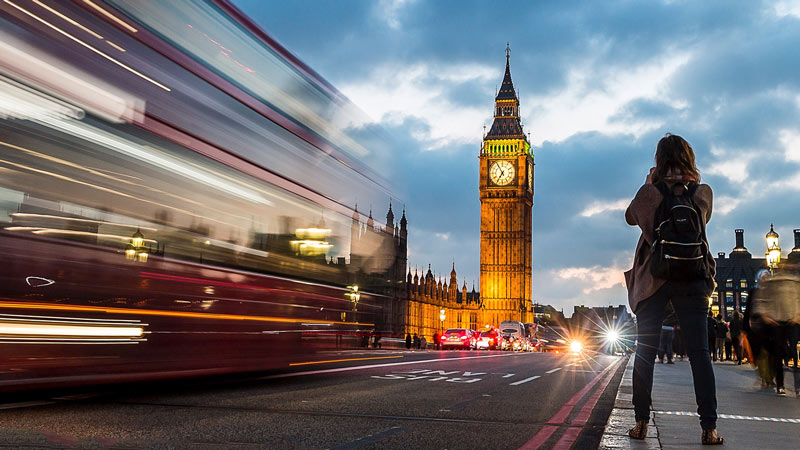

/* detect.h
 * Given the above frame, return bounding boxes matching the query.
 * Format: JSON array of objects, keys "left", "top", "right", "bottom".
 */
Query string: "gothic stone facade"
[{"left": 479, "top": 48, "right": 534, "bottom": 325}]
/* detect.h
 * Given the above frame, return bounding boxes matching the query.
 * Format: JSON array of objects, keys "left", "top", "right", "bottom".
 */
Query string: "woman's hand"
[{"left": 646, "top": 167, "right": 656, "bottom": 184}]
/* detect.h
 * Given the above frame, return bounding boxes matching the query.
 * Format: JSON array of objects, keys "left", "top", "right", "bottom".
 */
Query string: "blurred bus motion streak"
[{"left": 0, "top": 0, "right": 399, "bottom": 392}]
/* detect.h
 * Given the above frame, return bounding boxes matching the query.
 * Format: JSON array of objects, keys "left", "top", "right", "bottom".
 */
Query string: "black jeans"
[{"left": 633, "top": 282, "right": 718, "bottom": 430}]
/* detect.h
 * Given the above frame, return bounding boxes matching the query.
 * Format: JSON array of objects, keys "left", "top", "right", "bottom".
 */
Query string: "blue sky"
[{"left": 234, "top": 0, "right": 800, "bottom": 315}]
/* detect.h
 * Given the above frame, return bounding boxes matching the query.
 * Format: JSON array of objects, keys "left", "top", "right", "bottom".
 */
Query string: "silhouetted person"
[
  {"left": 405, "top": 333, "right": 412, "bottom": 349},
  {"left": 707, "top": 312, "right": 717, "bottom": 361},
  {"left": 730, "top": 310, "right": 743, "bottom": 364}
]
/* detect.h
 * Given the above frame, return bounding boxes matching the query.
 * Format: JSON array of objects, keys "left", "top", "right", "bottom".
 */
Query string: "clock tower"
[{"left": 479, "top": 44, "right": 534, "bottom": 325}]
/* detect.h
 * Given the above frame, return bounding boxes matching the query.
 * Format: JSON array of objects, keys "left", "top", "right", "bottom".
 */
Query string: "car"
[
  {"left": 499, "top": 332, "right": 526, "bottom": 351},
  {"left": 440, "top": 328, "right": 475, "bottom": 350},
  {"left": 499, "top": 321, "right": 527, "bottom": 351},
  {"left": 476, "top": 330, "right": 500, "bottom": 350},
  {"left": 527, "top": 338, "right": 544, "bottom": 352}
]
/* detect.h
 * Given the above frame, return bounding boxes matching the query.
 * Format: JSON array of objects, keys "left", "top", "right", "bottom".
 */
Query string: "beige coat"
[{"left": 624, "top": 182, "right": 715, "bottom": 312}]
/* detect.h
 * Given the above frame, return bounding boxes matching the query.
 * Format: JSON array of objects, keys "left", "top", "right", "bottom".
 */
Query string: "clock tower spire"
[{"left": 479, "top": 44, "right": 534, "bottom": 325}]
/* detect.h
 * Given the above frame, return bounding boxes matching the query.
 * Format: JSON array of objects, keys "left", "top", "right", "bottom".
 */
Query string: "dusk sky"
[{"left": 234, "top": 0, "right": 800, "bottom": 315}]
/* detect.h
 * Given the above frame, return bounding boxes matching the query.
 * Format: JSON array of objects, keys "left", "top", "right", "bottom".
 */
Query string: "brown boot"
[
  {"left": 701, "top": 429, "right": 724, "bottom": 445},
  {"left": 628, "top": 419, "right": 648, "bottom": 440}
]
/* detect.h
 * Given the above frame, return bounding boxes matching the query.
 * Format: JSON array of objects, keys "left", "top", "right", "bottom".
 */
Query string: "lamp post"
[
  {"left": 766, "top": 224, "right": 781, "bottom": 272},
  {"left": 439, "top": 309, "right": 446, "bottom": 335},
  {"left": 346, "top": 285, "right": 360, "bottom": 312}
]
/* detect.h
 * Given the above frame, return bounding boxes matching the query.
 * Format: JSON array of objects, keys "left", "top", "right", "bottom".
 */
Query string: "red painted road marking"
[
  {"left": 546, "top": 360, "right": 619, "bottom": 425},
  {"left": 571, "top": 363, "right": 618, "bottom": 425},
  {"left": 518, "top": 425, "right": 559, "bottom": 450},
  {"left": 551, "top": 427, "right": 581, "bottom": 450},
  {"left": 550, "top": 362, "right": 620, "bottom": 449},
  {"left": 518, "top": 358, "right": 624, "bottom": 450}
]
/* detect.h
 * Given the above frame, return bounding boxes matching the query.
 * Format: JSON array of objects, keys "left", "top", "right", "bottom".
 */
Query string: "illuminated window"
[
  {"left": 725, "top": 279, "right": 733, "bottom": 288},
  {"left": 740, "top": 279, "right": 747, "bottom": 289},
  {"left": 725, "top": 293, "right": 733, "bottom": 304}
]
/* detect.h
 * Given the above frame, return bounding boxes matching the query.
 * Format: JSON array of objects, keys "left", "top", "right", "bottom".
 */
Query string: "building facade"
[
  {"left": 479, "top": 46, "right": 534, "bottom": 325},
  {"left": 712, "top": 227, "right": 800, "bottom": 319},
  {"left": 404, "top": 264, "right": 482, "bottom": 340}
]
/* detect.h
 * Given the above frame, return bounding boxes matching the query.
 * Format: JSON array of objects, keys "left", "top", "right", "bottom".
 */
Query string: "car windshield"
[
  {"left": 502, "top": 329, "right": 518, "bottom": 333},
  {"left": 480, "top": 331, "right": 492, "bottom": 337},
  {"left": 445, "top": 329, "right": 464, "bottom": 334}
]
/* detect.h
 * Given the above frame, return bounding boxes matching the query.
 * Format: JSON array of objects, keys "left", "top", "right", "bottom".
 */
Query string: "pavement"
[{"left": 600, "top": 356, "right": 800, "bottom": 449}]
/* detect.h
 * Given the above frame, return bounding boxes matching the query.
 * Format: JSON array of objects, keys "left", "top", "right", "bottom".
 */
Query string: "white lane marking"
[
  {"left": 656, "top": 411, "right": 800, "bottom": 423},
  {"left": 259, "top": 352, "right": 520, "bottom": 380},
  {"left": 502, "top": 373, "right": 516, "bottom": 378},
  {"left": 510, "top": 376, "right": 540, "bottom": 386},
  {"left": 546, "top": 367, "right": 562, "bottom": 374}
]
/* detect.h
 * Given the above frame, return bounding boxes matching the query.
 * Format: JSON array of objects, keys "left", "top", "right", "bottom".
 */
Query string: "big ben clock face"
[{"left": 489, "top": 160, "right": 515, "bottom": 186}]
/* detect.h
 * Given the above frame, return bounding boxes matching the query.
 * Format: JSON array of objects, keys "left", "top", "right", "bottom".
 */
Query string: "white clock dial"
[{"left": 489, "top": 160, "right": 515, "bottom": 186}]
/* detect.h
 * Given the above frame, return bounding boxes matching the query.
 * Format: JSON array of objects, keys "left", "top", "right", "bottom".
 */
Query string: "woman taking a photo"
[{"left": 624, "top": 134, "right": 723, "bottom": 445}]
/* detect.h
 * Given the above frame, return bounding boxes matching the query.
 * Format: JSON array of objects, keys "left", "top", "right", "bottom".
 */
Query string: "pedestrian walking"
[
  {"left": 707, "top": 312, "right": 718, "bottom": 361},
  {"left": 657, "top": 303, "right": 676, "bottom": 364},
  {"left": 749, "top": 266, "right": 800, "bottom": 396},
  {"left": 405, "top": 333, "right": 412, "bottom": 349},
  {"left": 412, "top": 333, "right": 419, "bottom": 349},
  {"left": 624, "top": 134, "right": 723, "bottom": 444},
  {"left": 714, "top": 316, "right": 727, "bottom": 361},
  {"left": 433, "top": 332, "right": 439, "bottom": 350},
  {"left": 724, "top": 323, "right": 733, "bottom": 361},
  {"left": 730, "top": 310, "right": 743, "bottom": 364},
  {"left": 673, "top": 323, "right": 687, "bottom": 361}
]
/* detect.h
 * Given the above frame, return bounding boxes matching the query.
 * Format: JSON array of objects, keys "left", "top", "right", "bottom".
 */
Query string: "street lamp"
[
  {"left": 766, "top": 224, "right": 781, "bottom": 270},
  {"left": 439, "top": 309, "right": 446, "bottom": 334},
  {"left": 346, "top": 285, "right": 360, "bottom": 311}
]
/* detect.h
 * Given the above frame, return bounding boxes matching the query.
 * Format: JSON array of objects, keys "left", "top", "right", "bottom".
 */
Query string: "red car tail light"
[
  {"left": 460, "top": 336, "right": 467, "bottom": 340},
  {"left": 441, "top": 336, "right": 447, "bottom": 342}
]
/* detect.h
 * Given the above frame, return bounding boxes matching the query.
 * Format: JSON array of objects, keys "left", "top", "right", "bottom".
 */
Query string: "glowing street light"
[
  {"left": 765, "top": 224, "right": 781, "bottom": 270},
  {"left": 346, "top": 285, "right": 360, "bottom": 311},
  {"left": 126, "top": 228, "right": 148, "bottom": 262},
  {"left": 439, "top": 308, "right": 446, "bottom": 334}
]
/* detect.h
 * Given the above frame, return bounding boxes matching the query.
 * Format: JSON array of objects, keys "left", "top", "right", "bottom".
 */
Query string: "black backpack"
[{"left": 650, "top": 181, "right": 712, "bottom": 281}]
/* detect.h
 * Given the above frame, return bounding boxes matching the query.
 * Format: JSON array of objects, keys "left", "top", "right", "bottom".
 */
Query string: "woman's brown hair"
[{"left": 653, "top": 133, "right": 700, "bottom": 184}]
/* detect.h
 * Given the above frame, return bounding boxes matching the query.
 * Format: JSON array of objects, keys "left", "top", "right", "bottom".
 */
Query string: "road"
[{"left": 0, "top": 350, "right": 626, "bottom": 449}]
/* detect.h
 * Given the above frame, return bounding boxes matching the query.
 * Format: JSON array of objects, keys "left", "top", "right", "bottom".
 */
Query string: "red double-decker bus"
[{"left": 0, "top": 0, "right": 399, "bottom": 391}]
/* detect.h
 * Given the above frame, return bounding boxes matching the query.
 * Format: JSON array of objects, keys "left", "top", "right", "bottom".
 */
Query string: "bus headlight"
[
  {"left": 605, "top": 330, "right": 619, "bottom": 343},
  {"left": 570, "top": 341, "right": 583, "bottom": 353}
]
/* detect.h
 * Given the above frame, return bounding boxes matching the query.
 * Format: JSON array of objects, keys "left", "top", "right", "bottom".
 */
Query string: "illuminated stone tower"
[{"left": 479, "top": 44, "right": 534, "bottom": 325}]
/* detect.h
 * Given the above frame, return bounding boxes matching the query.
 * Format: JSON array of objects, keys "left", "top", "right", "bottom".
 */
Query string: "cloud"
[
  {"left": 434, "top": 232, "right": 450, "bottom": 240},
  {"left": 339, "top": 62, "right": 495, "bottom": 149},
  {"left": 580, "top": 198, "right": 629, "bottom": 218},
  {"left": 527, "top": 50, "right": 692, "bottom": 145},
  {"left": 556, "top": 265, "right": 627, "bottom": 295},
  {"left": 771, "top": 0, "right": 800, "bottom": 18},
  {"left": 714, "top": 196, "right": 742, "bottom": 216},
  {"left": 779, "top": 128, "right": 800, "bottom": 162},
  {"left": 375, "top": 0, "right": 416, "bottom": 30}
]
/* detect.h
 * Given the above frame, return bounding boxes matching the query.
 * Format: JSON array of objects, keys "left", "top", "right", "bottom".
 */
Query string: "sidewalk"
[{"left": 600, "top": 357, "right": 800, "bottom": 449}]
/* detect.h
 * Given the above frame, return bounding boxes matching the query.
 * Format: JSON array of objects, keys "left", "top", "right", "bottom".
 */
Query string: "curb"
[{"left": 599, "top": 355, "right": 661, "bottom": 449}]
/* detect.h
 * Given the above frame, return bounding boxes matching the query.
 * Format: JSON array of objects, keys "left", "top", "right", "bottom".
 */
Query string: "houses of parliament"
[{"left": 342, "top": 48, "right": 535, "bottom": 341}]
